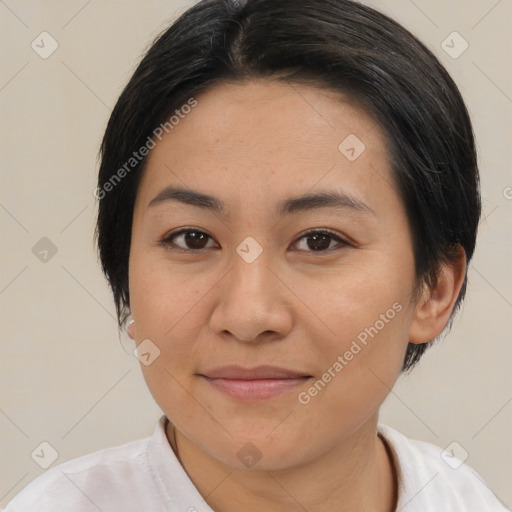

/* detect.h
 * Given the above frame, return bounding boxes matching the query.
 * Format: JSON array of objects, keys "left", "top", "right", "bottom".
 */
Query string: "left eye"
[{"left": 293, "top": 230, "right": 349, "bottom": 252}]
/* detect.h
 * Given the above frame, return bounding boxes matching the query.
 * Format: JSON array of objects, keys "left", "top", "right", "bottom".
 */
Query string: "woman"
[{"left": 6, "top": 0, "right": 508, "bottom": 510}]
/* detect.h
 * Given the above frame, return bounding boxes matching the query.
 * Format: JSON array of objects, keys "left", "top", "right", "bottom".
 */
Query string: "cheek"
[
  {"left": 129, "top": 249, "right": 209, "bottom": 336},
  {"left": 303, "top": 257, "right": 410, "bottom": 339},
  {"left": 128, "top": 251, "right": 240, "bottom": 413},
  {"left": 297, "top": 302, "right": 408, "bottom": 439},
  {"left": 128, "top": 255, "right": 210, "bottom": 415},
  {"left": 299, "top": 257, "right": 411, "bottom": 394}
]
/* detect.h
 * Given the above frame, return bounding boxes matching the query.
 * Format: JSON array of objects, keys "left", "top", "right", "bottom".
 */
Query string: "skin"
[{"left": 127, "top": 80, "right": 466, "bottom": 512}]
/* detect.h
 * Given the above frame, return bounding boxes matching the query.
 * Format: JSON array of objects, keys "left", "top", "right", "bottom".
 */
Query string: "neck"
[{"left": 166, "top": 415, "right": 397, "bottom": 512}]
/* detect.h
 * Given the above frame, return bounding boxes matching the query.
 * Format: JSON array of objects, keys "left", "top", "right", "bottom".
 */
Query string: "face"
[{"left": 128, "top": 80, "right": 419, "bottom": 470}]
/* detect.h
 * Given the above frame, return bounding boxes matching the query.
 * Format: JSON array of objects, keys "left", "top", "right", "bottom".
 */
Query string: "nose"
[{"left": 209, "top": 248, "right": 294, "bottom": 344}]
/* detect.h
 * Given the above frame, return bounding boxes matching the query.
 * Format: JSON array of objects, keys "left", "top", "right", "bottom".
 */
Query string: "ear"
[{"left": 408, "top": 247, "right": 466, "bottom": 344}]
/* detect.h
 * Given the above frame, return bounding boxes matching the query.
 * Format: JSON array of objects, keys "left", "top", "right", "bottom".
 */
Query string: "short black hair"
[{"left": 95, "top": 0, "right": 480, "bottom": 372}]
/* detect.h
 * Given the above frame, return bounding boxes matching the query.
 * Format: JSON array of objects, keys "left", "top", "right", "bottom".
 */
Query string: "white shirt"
[{"left": 5, "top": 416, "right": 509, "bottom": 512}]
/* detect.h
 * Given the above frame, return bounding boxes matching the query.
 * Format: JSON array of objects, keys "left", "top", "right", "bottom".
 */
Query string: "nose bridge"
[{"left": 228, "top": 243, "right": 277, "bottom": 307}]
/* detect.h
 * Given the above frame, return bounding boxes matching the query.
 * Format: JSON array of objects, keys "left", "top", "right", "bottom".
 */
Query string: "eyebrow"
[{"left": 148, "top": 186, "right": 375, "bottom": 217}]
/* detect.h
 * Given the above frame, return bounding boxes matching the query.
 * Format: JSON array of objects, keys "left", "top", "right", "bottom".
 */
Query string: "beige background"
[{"left": 1, "top": 0, "right": 511, "bottom": 508}]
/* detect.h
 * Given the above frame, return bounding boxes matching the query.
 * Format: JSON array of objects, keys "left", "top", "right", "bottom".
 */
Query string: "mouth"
[{"left": 198, "top": 365, "right": 313, "bottom": 401}]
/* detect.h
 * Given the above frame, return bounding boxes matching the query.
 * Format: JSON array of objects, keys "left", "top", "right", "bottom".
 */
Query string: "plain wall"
[{"left": 1, "top": 0, "right": 511, "bottom": 508}]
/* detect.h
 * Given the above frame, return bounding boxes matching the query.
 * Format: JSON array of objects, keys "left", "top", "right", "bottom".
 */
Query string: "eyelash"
[{"left": 159, "top": 227, "right": 350, "bottom": 254}]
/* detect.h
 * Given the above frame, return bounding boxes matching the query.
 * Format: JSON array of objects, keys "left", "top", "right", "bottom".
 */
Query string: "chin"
[{"left": 202, "top": 428, "right": 314, "bottom": 472}]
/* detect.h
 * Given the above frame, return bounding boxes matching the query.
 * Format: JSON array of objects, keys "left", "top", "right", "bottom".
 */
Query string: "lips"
[
  {"left": 198, "top": 365, "right": 313, "bottom": 400},
  {"left": 201, "top": 365, "right": 311, "bottom": 380}
]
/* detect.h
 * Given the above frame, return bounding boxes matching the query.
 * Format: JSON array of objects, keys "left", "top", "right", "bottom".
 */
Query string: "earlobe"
[
  {"left": 127, "top": 319, "right": 136, "bottom": 340},
  {"left": 408, "top": 247, "right": 466, "bottom": 345}
]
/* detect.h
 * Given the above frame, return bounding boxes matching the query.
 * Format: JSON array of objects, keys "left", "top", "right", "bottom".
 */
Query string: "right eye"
[{"left": 160, "top": 229, "right": 218, "bottom": 252}]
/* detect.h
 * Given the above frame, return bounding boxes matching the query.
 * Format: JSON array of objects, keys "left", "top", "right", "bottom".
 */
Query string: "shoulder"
[
  {"left": 4, "top": 437, "right": 158, "bottom": 512},
  {"left": 378, "top": 424, "right": 510, "bottom": 512}
]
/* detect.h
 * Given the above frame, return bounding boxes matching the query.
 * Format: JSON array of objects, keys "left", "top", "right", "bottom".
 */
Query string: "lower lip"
[{"left": 201, "top": 376, "right": 311, "bottom": 400}]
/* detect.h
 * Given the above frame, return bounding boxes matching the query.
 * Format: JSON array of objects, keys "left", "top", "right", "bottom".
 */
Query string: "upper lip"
[{"left": 200, "top": 365, "right": 312, "bottom": 380}]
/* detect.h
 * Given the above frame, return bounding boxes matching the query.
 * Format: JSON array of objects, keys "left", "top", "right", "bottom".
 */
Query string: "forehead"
[{"left": 136, "top": 80, "right": 396, "bottom": 213}]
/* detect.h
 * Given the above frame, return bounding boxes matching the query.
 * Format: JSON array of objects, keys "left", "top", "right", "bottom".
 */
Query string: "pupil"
[
  {"left": 185, "top": 232, "right": 207, "bottom": 249},
  {"left": 308, "top": 234, "right": 330, "bottom": 251}
]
